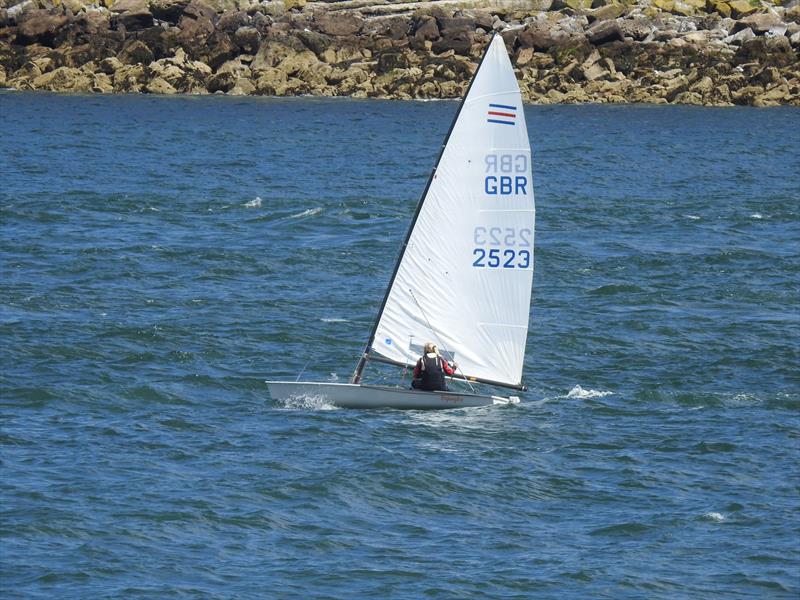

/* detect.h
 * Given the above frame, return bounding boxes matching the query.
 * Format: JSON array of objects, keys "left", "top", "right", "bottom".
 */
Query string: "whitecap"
[
  {"left": 750, "top": 213, "right": 763, "bottom": 219},
  {"left": 683, "top": 214, "right": 700, "bottom": 220},
  {"left": 288, "top": 207, "right": 323, "bottom": 219},
  {"left": 244, "top": 197, "right": 262, "bottom": 208},
  {"left": 567, "top": 385, "right": 613, "bottom": 399},
  {"left": 704, "top": 512, "right": 726, "bottom": 522},
  {"left": 321, "top": 317, "right": 348, "bottom": 323}
]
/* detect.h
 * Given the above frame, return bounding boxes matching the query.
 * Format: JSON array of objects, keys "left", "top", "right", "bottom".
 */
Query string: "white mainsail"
[{"left": 367, "top": 36, "right": 535, "bottom": 388}]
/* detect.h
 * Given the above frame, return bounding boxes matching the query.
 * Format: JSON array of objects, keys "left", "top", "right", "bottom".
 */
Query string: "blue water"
[{"left": 1, "top": 91, "right": 799, "bottom": 598}]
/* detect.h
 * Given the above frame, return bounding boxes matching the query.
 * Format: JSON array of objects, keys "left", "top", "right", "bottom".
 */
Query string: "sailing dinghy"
[{"left": 267, "top": 35, "right": 535, "bottom": 409}]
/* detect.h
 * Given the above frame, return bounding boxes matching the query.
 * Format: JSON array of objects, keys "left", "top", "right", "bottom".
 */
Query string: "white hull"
[{"left": 266, "top": 381, "right": 520, "bottom": 410}]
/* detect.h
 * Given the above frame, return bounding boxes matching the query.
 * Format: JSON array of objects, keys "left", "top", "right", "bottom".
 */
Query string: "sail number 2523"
[{"left": 472, "top": 227, "right": 532, "bottom": 269}]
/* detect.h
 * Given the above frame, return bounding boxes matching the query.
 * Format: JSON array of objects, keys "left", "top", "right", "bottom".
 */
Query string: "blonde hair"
[{"left": 423, "top": 342, "right": 436, "bottom": 354}]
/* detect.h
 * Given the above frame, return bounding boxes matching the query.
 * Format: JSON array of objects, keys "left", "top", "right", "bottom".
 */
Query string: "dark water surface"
[{"left": 1, "top": 91, "right": 799, "bottom": 598}]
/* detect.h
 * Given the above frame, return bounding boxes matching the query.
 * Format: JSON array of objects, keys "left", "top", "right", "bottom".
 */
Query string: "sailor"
[{"left": 411, "top": 342, "right": 457, "bottom": 392}]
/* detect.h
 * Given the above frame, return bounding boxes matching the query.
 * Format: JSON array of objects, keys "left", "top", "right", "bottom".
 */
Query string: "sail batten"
[{"left": 357, "top": 35, "right": 535, "bottom": 389}]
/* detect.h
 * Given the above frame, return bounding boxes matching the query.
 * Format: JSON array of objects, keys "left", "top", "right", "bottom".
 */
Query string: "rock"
[
  {"left": 618, "top": 18, "right": 653, "bottom": 40},
  {"left": 150, "top": 0, "right": 191, "bottom": 23},
  {"left": 115, "top": 9, "right": 154, "bottom": 31},
  {"left": 376, "top": 48, "right": 410, "bottom": 73},
  {"left": 110, "top": 0, "right": 147, "bottom": 13},
  {"left": 753, "top": 83, "right": 790, "bottom": 106},
  {"left": 206, "top": 69, "right": 236, "bottom": 92},
  {"left": 516, "top": 46, "right": 534, "bottom": 66},
  {"left": 734, "top": 12, "right": 784, "bottom": 35},
  {"left": 99, "top": 56, "right": 123, "bottom": 74},
  {"left": 177, "top": 15, "right": 215, "bottom": 49},
  {"left": 314, "top": 10, "right": 363, "bottom": 37},
  {"left": 233, "top": 26, "right": 260, "bottom": 53},
  {"left": 431, "top": 29, "right": 474, "bottom": 56},
  {"left": 519, "top": 21, "right": 564, "bottom": 51},
  {"left": 203, "top": 30, "right": 235, "bottom": 69},
  {"left": 553, "top": 0, "right": 593, "bottom": 9},
  {"left": 724, "top": 27, "right": 755, "bottom": 44},
  {"left": 16, "top": 10, "right": 70, "bottom": 44},
  {"left": 148, "top": 58, "right": 186, "bottom": 86},
  {"left": 145, "top": 75, "right": 178, "bottom": 93},
  {"left": 228, "top": 76, "right": 255, "bottom": 95},
  {"left": 92, "top": 72, "right": 114, "bottom": 93},
  {"left": 728, "top": 0, "right": 758, "bottom": 18},
  {"left": 581, "top": 60, "right": 608, "bottom": 81},
  {"left": 183, "top": 0, "right": 219, "bottom": 22},
  {"left": 253, "top": 66, "right": 287, "bottom": 94},
  {"left": 413, "top": 16, "right": 439, "bottom": 41},
  {"left": 113, "top": 63, "right": 146, "bottom": 91},
  {"left": 32, "top": 66, "right": 92, "bottom": 92},
  {"left": 363, "top": 15, "right": 410, "bottom": 40},
  {"left": 586, "top": 19, "right": 624, "bottom": 45},
  {"left": 707, "top": 0, "right": 732, "bottom": 18},
  {"left": 690, "top": 75, "right": 714, "bottom": 94},
  {"left": 251, "top": 34, "right": 305, "bottom": 71},
  {"left": 118, "top": 39, "right": 154, "bottom": 64},
  {"left": 673, "top": 90, "right": 704, "bottom": 104},
  {"left": 589, "top": 3, "right": 629, "bottom": 21},
  {"left": 217, "top": 10, "right": 249, "bottom": 33},
  {"left": 437, "top": 16, "right": 475, "bottom": 39},
  {"left": 296, "top": 29, "right": 332, "bottom": 57}
]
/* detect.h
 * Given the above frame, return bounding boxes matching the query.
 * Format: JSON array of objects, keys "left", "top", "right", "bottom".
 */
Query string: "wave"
[
  {"left": 586, "top": 283, "right": 645, "bottom": 296},
  {"left": 287, "top": 207, "right": 323, "bottom": 220},
  {"left": 243, "top": 196, "right": 262, "bottom": 208},
  {"left": 702, "top": 511, "right": 726, "bottom": 523},
  {"left": 566, "top": 385, "right": 613, "bottom": 399}
]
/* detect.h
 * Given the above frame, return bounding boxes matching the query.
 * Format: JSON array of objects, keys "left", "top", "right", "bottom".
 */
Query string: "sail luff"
[{"left": 351, "top": 35, "right": 502, "bottom": 385}]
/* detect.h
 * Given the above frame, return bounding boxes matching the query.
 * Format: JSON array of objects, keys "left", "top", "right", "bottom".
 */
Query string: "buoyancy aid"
[{"left": 419, "top": 353, "right": 447, "bottom": 391}]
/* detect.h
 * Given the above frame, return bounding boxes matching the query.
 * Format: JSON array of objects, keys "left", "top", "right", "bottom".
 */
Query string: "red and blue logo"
[{"left": 487, "top": 103, "right": 517, "bottom": 126}]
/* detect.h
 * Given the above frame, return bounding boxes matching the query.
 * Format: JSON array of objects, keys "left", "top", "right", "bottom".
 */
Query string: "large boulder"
[
  {"left": 117, "top": 39, "right": 154, "bottom": 64},
  {"left": 233, "top": 26, "right": 260, "bottom": 54},
  {"left": 314, "top": 10, "right": 363, "bottom": 37},
  {"left": 413, "top": 15, "right": 440, "bottom": 40},
  {"left": 110, "top": 0, "right": 153, "bottom": 31},
  {"left": 150, "top": 0, "right": 191, "bottom": 23},
  {"left": 733, "top": 12, "right": 784, "bottom": 35},
  {"left": 217, "top": 10, "right": 249, "bottom": 34},
  {"left": 32, "top": 65, "right": 92, "bottom": 91},
  {"left": 363, "top": 15, "right": 410, "bottom": 40},
  {"left": 16, "top": 10, "right": 70, "bottom": 45},
  {"left": 586, "top": 19, "right": 624, "bottom": 45},
  {"left": 145, "top": 76, "right": 178, "bottom": 93},
  {"left": 176, "top": 14, "right": 215, "bottom": 49}
]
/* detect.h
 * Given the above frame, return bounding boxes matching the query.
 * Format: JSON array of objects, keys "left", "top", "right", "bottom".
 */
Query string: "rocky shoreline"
[{"left": 1, "top": 0, "right": 798, "bottom": 105}]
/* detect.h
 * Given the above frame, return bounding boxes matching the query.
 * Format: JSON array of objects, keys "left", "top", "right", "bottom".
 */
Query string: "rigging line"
[
  {"left": 295, "top": 358, "right": 312, "bottom": 382},
  {"left": 408, "top": 288, "right": 477, "bottom": 395}
]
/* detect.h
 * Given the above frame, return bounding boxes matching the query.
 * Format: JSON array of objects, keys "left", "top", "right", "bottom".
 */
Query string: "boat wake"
[
  {"left": 275, "top": 393, "right": 339, "bottom": 411},
  {"left": 566, "top": 385, "right": 614, "bottom": 399}
]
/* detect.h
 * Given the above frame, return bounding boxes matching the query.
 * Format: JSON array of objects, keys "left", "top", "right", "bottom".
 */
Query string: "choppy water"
[{"left": 1, "top": 91, "right": 799, "bottom": 598}]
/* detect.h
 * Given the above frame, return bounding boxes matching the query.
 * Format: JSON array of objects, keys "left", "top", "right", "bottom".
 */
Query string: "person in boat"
[{"left": 411, "top": 342, "right": 457, "bottom": 392}]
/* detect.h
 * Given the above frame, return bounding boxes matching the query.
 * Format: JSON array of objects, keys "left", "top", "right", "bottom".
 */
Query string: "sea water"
[{"left": 1, "top": 91, "right": 798, "bottom": 598}]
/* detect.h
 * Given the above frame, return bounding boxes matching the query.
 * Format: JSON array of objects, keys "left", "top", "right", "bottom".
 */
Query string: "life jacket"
[{"left": 419, "top": 353, "right": 447, "bottom": 391}]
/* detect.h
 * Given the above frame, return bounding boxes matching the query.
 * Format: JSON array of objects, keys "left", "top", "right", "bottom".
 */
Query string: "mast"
[{"left": 351, "top": 35, "right": 503, "bottom": 385}]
